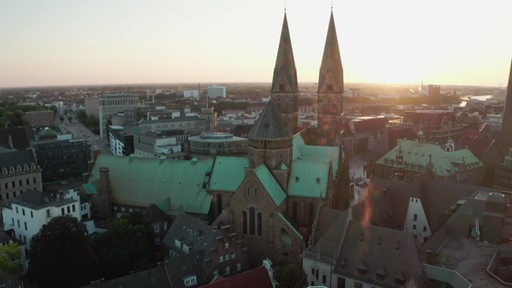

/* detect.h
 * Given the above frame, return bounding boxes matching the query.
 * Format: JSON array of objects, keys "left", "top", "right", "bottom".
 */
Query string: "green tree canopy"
[
  {"left": 0, "top": 243, "right": 23, "bottom": 275},
  {"left": 27, "top": 216, "right": 97, "bottom": 288},
  {"left": 274, "top": 264, "right": 307, "bottom": 288},
  {"left": 92, "top": 212, "right": 156, "bottom": 279}
]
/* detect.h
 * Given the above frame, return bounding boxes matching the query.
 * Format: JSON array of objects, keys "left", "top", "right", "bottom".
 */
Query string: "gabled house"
[
  {"left": 162, "top": 213, "right": 246, "bottom": 285},
  {"left": 303, "top": 207, "right": 429, "bottom": 288}
]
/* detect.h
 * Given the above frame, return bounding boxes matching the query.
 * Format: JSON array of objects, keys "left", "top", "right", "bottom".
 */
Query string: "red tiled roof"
[{"left": 199, "top": 266, "right": 272, "bottom": 288}]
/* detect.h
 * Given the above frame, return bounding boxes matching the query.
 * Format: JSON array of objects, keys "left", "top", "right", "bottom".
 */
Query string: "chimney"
[{"left": 99, "top": 167, "right": 110, "bottom": 193}]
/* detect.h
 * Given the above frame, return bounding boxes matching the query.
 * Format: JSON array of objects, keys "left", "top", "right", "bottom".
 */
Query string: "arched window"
[
  {"left": 249, "top": 207, "right": 255, "bottom": 235},
  {"left": 257, "top": 212, "right": 262, "bottom": 236},
  {"left": 242, "top": 211, "right": 247, "bottom": 234}
]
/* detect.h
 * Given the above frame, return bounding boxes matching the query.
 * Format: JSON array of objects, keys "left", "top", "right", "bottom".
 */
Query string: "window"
[
  {"left": 17, "top": 220, "right": 20, "bottom": 228},
  {"left": 242, "top": 211, "right": 247, "bottom": 234},
  {"left": 22, "top": 209, "right": 25, "bottom": 216},
  {"left": 323, "top": 275, "right": 326, "bottom": 284},
  {"left": 61, "top": 208, "right": 65, "bottom": 215},
  {"left": 67, "top": 206, "right": 70, "bottom": 214},
  {"left": 354, "top": 282, "right": 363, "bottom": 288},
  {"left": 11, "top": 181, "right": 15, "bottom": 188},
  {"left": 225, "top": 242, "right": 229, "bottom": 249},
  {"left": 183, "top": 276, "right": 197, "bottom": 287},
  {"left": 219, "top": 256, "right": 223, "bottom": 263},
  {"left": 413, "top": 224, "right": 416, "bottom": 230},
  {"left": 231, "top": 251, "right": 235, "bottom": 259},
  {"left": 46, "top": 209, "right": 50, "bottom": 218},
  {"left": 72, "top": 204, "right": 75, "bottom": 212},
  {"left": 257, "top": 212, "right": 262, "bottom": 236},
  {"left": 413, "top": 214, "right": 417, "bottom": 221},
  {"left": 33, "top": 177, "right": 36, "bottom": 184},
  {"left": 13, "top": 192, "right": 16, "bottom": 198},
  {"left": 237, "top": 262, "right": 241, "bottom": 271},
  {"left": 154, "top": 224, "right": 160, "bottom": 233},
  {"left": 30, "top": 211, "right": 33, "bottom": 218},
  {"left": 24, "top": 222, "right": 27, "bottom": 231},
  {"left": 15, "top": 207, "right": 18, "bottom": 214},
  {"left": 26, "top": 179, "right": 29, "bottom": 185},
  {"left": 19, "top": 180, "right": 22, "bottom": 186},
  {"left": 225, "top": 266, "right": 230, "bottom": 275},
  {"left": 225, "top": 254, "right": 229, "bottom": 261},
  {"left": 423, "top": 226, "right": 427, "bottom": 232}
]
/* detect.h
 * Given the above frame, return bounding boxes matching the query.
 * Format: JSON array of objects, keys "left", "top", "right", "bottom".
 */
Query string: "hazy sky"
[{"left": 1, "top": 0, "right": 511, "bottom": 88}]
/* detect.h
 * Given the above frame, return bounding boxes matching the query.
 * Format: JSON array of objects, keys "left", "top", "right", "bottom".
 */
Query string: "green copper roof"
[
  {"left": 254, "top": 164, "right": 287, "bottom": 206},
  {"left": 318, "top": 11, "right": 344, "bottom": 93},
  {"left": 375, "top": 140, "right": 482, "bottom": 176},
  {"left": 210, "top": 156, "right": 248, "bottom": 192},
  {"left": 88, "top": 155, "right": 213, "bottom": 215},
  {"left": 83, "top": 183, "right": 98, "bottom": 195},
  {"left": 271, "top": 13, "right": 298, "bottom": 93},
  {"left": 277, "top": 212, "right": 303, "bottom": 240},
  {"left": 288, "top": 159, "right": 330, "bottom": 198},
  {"left": 293, "top": 134, "right": 339, "bottom": 175}
]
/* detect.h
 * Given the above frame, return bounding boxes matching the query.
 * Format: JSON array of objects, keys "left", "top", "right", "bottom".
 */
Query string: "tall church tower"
[
  {"left": 501, "top": 60, "right": 512, "bottom": 136},
  {"left": 317, "top": 10, "right": 344, "bottom": 145},
  {"left": 247, "top": 101, "right": 293, "bottom": 189},
  {"left": 271, "top": 13, "right": 299, "bottom": 133}
]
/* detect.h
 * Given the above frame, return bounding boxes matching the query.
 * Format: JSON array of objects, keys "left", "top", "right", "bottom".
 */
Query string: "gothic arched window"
[
  {"left": 242, "top": 211, "right": 247, "bottom": 234},
  {"left": 257, "top": 212, "right": 262, "bottom": 236}
]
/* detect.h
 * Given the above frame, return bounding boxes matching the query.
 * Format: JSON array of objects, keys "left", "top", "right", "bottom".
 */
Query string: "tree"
[
  {"left": 27, "top": 216, "right": 97, "bottom": 288},
  {"left": 274, "top": 264, "right": 307, "bottom": 288},
  {"left": 92, "top": 212, "right": 156, "bottom": 279},
  {"left": 0, "top": 243, "right": 23, "bottom": 275}
]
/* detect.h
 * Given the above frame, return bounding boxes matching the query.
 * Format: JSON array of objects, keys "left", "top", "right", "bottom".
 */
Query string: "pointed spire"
[
  {"left": 271, "top": 13, "right": 298, "bottom": 93},
  {"left": 318, "top": 10, "right": 344, "bottom": 93},
  {"left": 248, "top": 100, "right": 292, "bottom": 139},
  {"left": 501, "top": 59, "right": 512, "bottom": 136}
]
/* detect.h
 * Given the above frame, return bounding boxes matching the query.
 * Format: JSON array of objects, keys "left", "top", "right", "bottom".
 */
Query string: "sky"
[{"left": 0, "top": 0, "right": 511, "bottom": 88}]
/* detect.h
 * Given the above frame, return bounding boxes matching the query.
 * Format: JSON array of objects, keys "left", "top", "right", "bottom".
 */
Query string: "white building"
[
  {"left": 2, "top": 189, "right": 81, "bottom": 247},
  {"left": 207, "top": 85, "right": 226, "bottom": 99},
  {"left": 183, "top": 90, "right": 199, "bottom": 99}
]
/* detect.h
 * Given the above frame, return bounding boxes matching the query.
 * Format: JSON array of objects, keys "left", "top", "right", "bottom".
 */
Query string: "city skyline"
[{"left": 1, "top": 0, "right": 511, "bottom": 88}]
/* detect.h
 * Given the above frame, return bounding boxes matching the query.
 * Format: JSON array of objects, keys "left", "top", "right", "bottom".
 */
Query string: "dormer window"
[
  {"left": 183, "top": 276, "right": 197, "bottom": 287},
  {"left": 279, "top": 84, "right": 285, "bottom": 92}
]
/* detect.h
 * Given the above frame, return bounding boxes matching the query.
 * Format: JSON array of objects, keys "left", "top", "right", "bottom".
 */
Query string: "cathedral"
[
  {"left": 86, "top": 10, "right": 350, "bottom": 268},
  {"left": 213, "top": 10, "right": 349, "bottom": 266}
]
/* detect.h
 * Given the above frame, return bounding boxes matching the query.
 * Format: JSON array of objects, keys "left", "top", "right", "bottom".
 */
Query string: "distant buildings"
[
  {"left": 108, "top": 125, "right": 133, "bottom": 156},
  {"left": 189, "top": 132, "right": 247, "bottom": 155},
  {"left": 134, "top": 129, "right": 186, "bottom": 159},
  {"left": 98, "top": 93, "right": 139, "bottom": 139},
  {"left": 85, "top": 94, "right": 100, "bottom": 118},
  {"left": 207, "top": 85, "right": 226, "bottom": 99},
  {"left": 183, "top": 90, "right": 199, "bottom": 99},
  {"left": 22, "top": 111, "right": 55, "bottom": 128},
  {"left": 373, "top": 138, "right": 483, "bottom": 184}
]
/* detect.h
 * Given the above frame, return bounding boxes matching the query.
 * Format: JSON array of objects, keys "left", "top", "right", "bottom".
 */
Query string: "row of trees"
[
  {"left": 76, "top": 110, "right": 100, "bottom": 134},
  {"left": 26, "top": 213, "right": 156, "bottom": 288},
  {"left": 0, "top": 103, "right": 55, "bottom": 127}
]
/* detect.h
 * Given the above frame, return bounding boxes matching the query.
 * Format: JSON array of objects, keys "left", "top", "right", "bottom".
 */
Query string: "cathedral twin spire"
[{"left": 270, "top": 10, "right": 344, "bottom": 138}]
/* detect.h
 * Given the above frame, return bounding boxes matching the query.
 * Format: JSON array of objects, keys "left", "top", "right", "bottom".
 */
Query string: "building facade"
[
  {"left": 32, "top": 139, "right": 91, "bottom": 183},
  {"left": 108, "top": 125, "right": 134, "bottom": 156},
  {"left": 189, "top": 132, "right": 248, "bottom": 156},
  {"left": 0, "top": 150, "right": 42, "bottom": 203},
  {"left": 85, "top": 94, "right": 100, "bottom": 118},
  {"left": 2, "top": 189, "right": 81, "bottom": 247},
  {"left": 98, "top": 93, "right": 139, "bottom": 139},
  {"left": 134, "top": 129, "right": 186, "bottom": 159}
]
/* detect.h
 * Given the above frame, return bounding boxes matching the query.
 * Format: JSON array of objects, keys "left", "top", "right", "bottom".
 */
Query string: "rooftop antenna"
[
  {"left": 331, "top": 0, "right": 334, "bottom": 11},
  {"left": 284, "top": 0, "right": 286, "bottom": 12}
]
